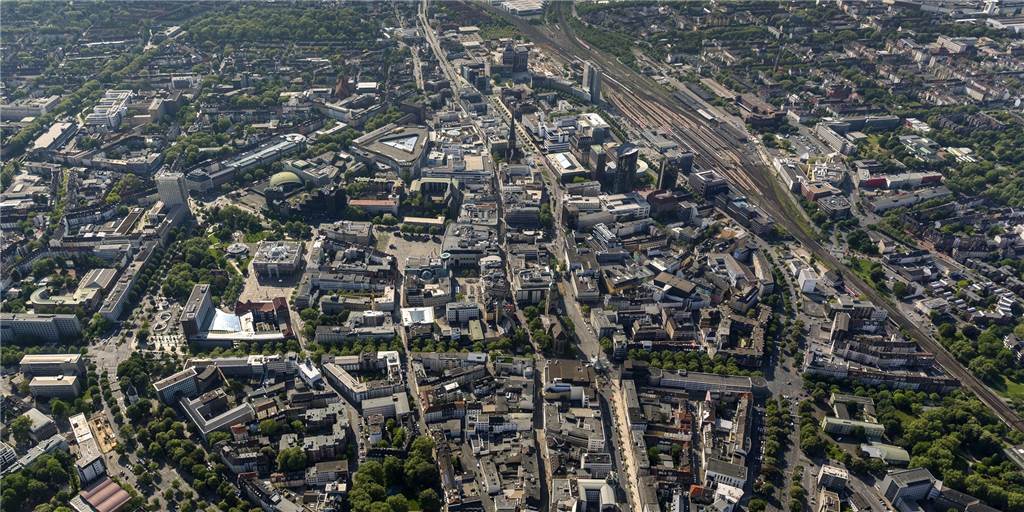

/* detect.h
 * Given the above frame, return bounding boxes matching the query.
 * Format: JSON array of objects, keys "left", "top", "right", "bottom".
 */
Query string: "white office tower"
[{"left": 156, "top": 172, "right": 189, "bottom": 208}]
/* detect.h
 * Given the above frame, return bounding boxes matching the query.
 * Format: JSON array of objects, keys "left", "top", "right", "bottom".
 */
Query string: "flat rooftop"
[
  {"left": 29, "top": 375, "right": 79, "bottom": 387},
  {"left": 20, "top": 354, "right": 83, "bottom": 365},
  {"left": 153, "top": 367, "right": 197, "bottom": 391}
]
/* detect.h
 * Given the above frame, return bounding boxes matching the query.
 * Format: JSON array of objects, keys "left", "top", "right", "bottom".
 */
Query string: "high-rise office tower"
[
  {"left": 156, "top": 172, "right": 189, "bottom": 208},
  {"left": 583, "top": 61, "right": 601, "bottom": 104},
  {"left": 658, "top": 156, "right": 678, "bottom": 190},
  {"left": 658, "top": 149, "right": 695, "bottom": 189},
  {"left": 513, "top": 45, "right": 529, "bottom": 73},
  {"left": 612, "top": 143, "right": 639, "bottom": 194},
  {"left": 501, "top": 43, "right": 516, "bottom": 68},
  {"left": 506, "top": 114, "right": 518, "bottom": 162}
]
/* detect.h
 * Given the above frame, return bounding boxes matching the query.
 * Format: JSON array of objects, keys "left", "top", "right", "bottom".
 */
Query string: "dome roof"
[{"left": 269, "top": 171, "right": 303, "bottom": 188}]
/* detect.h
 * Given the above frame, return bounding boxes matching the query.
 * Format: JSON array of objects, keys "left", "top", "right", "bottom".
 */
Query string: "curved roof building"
[
  {"left": 351, "top": 124, "right": 430, "bottom": 177},
  {"left": 269, "top": 171, "right": 304, "bottom": 190}
]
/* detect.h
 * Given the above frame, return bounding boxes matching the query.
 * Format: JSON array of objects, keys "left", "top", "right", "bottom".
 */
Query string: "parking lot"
[{"left": 784, "top": 127, "right": 832, "bottom": 157}]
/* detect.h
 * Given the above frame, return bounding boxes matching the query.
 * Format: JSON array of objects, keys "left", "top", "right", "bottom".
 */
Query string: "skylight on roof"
[{"left": 380, "top": 134, "right": 419, "bottom": 153}]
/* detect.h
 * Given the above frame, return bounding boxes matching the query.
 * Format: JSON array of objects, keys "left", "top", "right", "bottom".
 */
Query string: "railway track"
[{"left": 487, "top": 4, "right": 1024, "bottom": 433}]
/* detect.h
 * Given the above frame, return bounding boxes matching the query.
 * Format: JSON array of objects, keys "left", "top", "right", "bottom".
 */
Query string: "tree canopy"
[
  {"left": 1, "top": 451, "right": 77, "bottom": 511},
  {"left": 348, "top": 436, "right": 441, "bottom": 512},
  {"left": 187, "top": 5, "right": 384, "bottom": 45}
]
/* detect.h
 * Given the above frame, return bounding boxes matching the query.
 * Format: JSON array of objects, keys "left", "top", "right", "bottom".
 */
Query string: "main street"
[
  {"left": 418, "top": 0, "right": 485, "bottom": 144},
  {"left": 392, "top": 1, "right": 424, "bottom": 91},
  {"left": 414, "top": 2, "right": 566, "bottom": 508}
]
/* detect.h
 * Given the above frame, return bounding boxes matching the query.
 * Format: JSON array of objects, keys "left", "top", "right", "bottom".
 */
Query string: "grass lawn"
[
  {"left": 374, "top": 232, "right": 391, "bottom": 252},
  {"left": 762, "top": 174, "right": 819, "bottom": 241},
  {"left": 242, "top": 230, "right": 275, "bottom": 243},
  {"left": 891, "top": 409, "right": 916, "bottom": 428},
  {"left": 848, "top": 257, "right": 892, "bottom": 294},
  {"left": 849, "top": 257, "right": 874, "bottom": 281},
  {"left": 993, "top": 375, "right": 1024, "bottom": 400}
]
